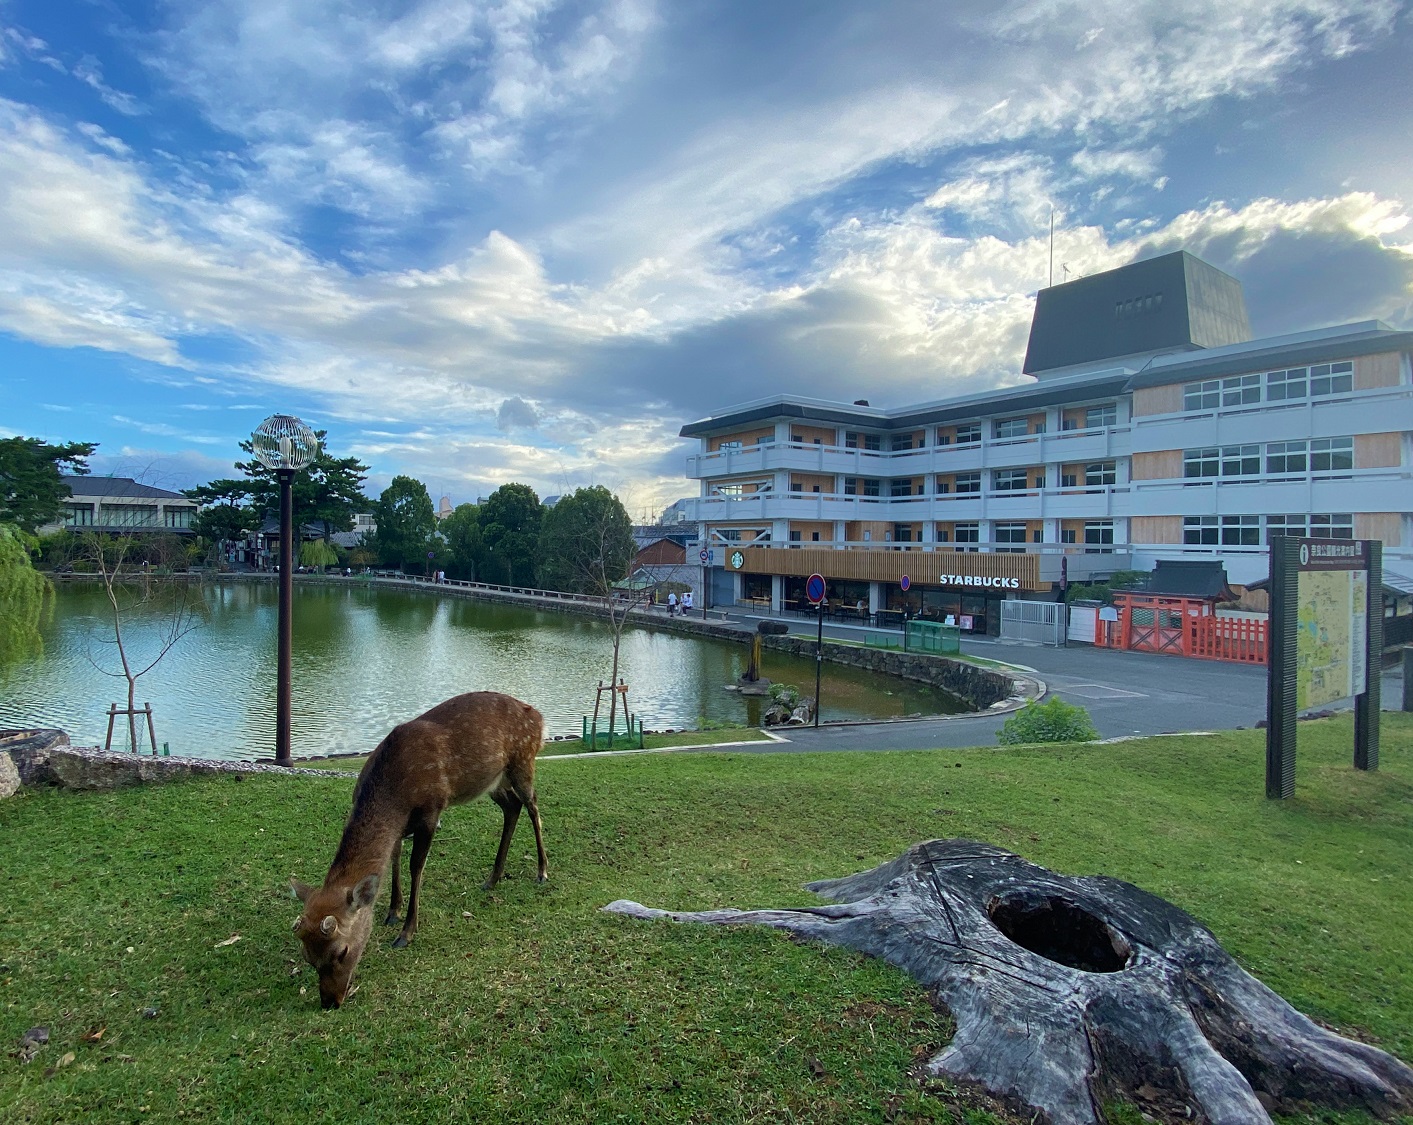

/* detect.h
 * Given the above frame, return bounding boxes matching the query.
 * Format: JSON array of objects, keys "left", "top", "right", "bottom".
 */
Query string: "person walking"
[{"left": 667, "top": 591, "right": 678, "bottom": 616}]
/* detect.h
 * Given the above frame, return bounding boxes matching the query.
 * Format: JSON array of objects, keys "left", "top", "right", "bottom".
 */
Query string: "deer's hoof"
[
  {"left": 383, "top": 912, "right": 401, "bottom": 927},
  {"left": 391, "top": 933, "right": 412, "bottom": 950},
  {"left": 537, "top": 873, "right": 550, "bottom": 884}
]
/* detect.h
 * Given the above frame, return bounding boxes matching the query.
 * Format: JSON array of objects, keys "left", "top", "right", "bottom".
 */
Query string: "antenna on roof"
[
  {"left": 1061, "top": 263, "right": 1071, "bottom": 283},
  {"left": 1048, "top": 206, "right": 1054, "bottom": 288}
]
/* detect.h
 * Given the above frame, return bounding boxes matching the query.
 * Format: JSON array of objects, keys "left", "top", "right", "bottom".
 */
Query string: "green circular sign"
[{"left": 730, "top": 550, "right": 745, "bottom": 570}]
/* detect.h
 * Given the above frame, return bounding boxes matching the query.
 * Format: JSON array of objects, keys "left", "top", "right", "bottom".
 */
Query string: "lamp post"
[{"left": 251, "top": 414, "right": 319, "bottom": 766}]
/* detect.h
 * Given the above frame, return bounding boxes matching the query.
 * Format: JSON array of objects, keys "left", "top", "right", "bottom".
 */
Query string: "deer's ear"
[
  {"left": 350, "top": 874, "right": 379, "bottom": 908},
  {"left": 290, "top": 877, "right": 315, "bottom": 903}
]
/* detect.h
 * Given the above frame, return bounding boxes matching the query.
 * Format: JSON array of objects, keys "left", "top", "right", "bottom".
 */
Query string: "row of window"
[
  {"left": 1182, "top": 438, "right": 1353, "bottom": 479},
  {"left": 1182, "top": 362, "right": 1353, "bottom": 412},
  {"left": 1182, "top": 513, "right": 1353, "bottom": 546},
  {"left": 63, "top": 504, "right": 194, "bottom": 529},
  {"left": 827, "top": 463, "right": 1120, "bottom": 496}
]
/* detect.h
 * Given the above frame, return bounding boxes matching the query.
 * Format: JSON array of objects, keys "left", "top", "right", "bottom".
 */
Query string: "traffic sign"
[
  {"left": 699, "top": 549, "right": 709, "bottom": 563},
  {"left": 900, "top": 575, "right": 911, "bottom": 591},
  {"left": 806, "top": 573, "right": 826, "bottom": 605}
]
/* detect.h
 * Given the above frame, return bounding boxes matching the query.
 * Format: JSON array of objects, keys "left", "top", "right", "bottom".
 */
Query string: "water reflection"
[{"left": 0, "top": 581, "right": 969, "bottom": 759}]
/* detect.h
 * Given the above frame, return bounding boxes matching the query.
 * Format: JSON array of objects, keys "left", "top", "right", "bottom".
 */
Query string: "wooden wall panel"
[
  {"left": 709, "top": 428, "right": 774, "bottom": 451},
  {"left": 1355, "top": 432, "right": 1402, "bottom": 469},
  {"left": 1132, "top": 384, "right": 1184, "bottom": 416},
  {"left": 1130, "top": 450, "right": 1183, "bottom": 480},
  {"left": 1354, "top": 352, "right": 1402, "bottom": 391},
  {"left": 1354, "top": 514, "right": 1402, "bottom": 547},
  {"left": 787, "top": 473, "right": 836, "bottom": 493},
  {"left": 1130, "top": 516, "right": 1183, "bottom": 545},
  {"left": 787, "top": 424, "right": 838, "bottom": 445}
]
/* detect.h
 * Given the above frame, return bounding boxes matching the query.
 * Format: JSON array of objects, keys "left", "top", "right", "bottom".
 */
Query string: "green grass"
[{"left": 2, "top": 715, "right": 1411, "bottom": 1124}]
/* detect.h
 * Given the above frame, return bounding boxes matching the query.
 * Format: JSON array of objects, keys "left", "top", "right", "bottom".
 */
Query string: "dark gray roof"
[
  {"left": 1144, "top": 561, "right": 1232, "bottom": 599},
  {"left": 61, "top": 475, "right": 189, "bottom": 501},
  {"left": 1023, "top": 251, "right": 1250, "bottom": 375}
]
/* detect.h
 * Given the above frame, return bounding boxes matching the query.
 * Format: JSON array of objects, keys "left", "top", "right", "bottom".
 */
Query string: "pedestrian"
[
  {"left": 683, "top": 590, "right": 693, "bottom": 613},
  {"left": 668, "top": 591, "right": 678, "bottom": 616}
]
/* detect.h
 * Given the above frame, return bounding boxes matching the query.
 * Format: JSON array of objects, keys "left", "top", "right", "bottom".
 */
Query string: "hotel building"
[{"left": 678, "top": 252, "right": 1413, "bottom": 634}]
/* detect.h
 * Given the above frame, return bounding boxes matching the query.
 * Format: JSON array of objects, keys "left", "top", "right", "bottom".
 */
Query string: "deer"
[{"left": 290, "top": 691, "right": 548, "bottom": 1009}]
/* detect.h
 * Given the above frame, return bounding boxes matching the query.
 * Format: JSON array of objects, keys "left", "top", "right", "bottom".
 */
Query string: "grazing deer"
[{"left": 290, "top": 691, "right": 548, "bottom": 1009}]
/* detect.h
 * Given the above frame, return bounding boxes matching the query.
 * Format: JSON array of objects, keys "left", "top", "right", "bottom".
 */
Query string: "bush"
[
  {"left": 768, "top": 683, "right": 802, "bottom": 709},
  {"left": 997, "top": 697, "right": 1099, "bottom": 746}
]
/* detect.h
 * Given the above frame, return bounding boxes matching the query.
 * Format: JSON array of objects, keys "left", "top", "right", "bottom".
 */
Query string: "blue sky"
[{"left": 1, "top": 0, "right": 1410, "bottom": 515}]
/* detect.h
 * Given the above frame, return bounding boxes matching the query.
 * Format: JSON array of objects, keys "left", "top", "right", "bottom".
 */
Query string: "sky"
[{"left": 1, "top": 0, "right": 1411, "bottom": 517}]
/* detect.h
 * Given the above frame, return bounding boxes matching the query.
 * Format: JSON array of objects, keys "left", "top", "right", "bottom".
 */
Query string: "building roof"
[
  {"left": 1143, "top": 561, "right": 1233, "bottom": 599},
  {"left": 61, "top": 475, "right": 190, "bottom": 501}
]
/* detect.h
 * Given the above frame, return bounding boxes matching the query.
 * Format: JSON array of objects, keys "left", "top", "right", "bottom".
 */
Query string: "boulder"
[{"left": 0, "top": 753, "right": 19, "bottom": 799}]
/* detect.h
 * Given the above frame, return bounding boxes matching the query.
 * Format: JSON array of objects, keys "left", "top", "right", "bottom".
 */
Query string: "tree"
[
  {"left": 0, "top": 437, "right": 97, "bottom": 533},
  {"left": 477, "top": 484, "right": 542, "bottom": 586},
  {"left": 371, "top": 476, "right": 436, "bottom": 572},
  {"left": 536, "top": 486, "right": 634, "bottom": 595},
  {"left": 440, "top": 503, "right": 483, "bottom": 581},
  {"left": 76, "top": 528, "right": 203, "bottom": 752},
  {"left": 0, "top": 523, "right": 50, "bottom": 665},
  {"left": 186, "top": 429, "right": 370, "bottom": 544}
]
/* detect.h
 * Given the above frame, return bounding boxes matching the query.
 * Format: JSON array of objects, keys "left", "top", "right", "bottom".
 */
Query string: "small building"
[{"left": 46, "top": 475, "right": 199, "bottom": 535}]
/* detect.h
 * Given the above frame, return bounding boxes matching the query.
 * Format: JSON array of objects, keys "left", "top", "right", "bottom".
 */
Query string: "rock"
[
  {"left": 0, "top": 753, "right": 19, "bottom": 799},
  {"left": 762, "top": 703, "right": 792, "bottom": 726},
  {"left": 604, "top": 840, "right": 1413, "bottom": 1125},
  {"left": 0, "top": 729, "right": 69, "bottom": 787}
]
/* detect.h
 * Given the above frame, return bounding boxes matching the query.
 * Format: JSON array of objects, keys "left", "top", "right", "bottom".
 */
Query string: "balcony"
[
  {"left": 687, "top": 483, "right": 1131, "bottom": 523},
  {"left": 1129, "top": 466, "right": 1411, "bottom": 516},
  {"left": 686, "top": 426, "right": 1132, "bottom": 480}
]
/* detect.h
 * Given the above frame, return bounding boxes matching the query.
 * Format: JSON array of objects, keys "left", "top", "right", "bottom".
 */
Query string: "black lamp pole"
[{"left": 275, "top": 467, "right": 295, "bottom": 766}]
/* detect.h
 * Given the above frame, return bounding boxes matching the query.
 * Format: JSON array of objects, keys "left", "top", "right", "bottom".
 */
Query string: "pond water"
[{"left": 1, "top": 581, "right": 969, "bottom": 759}]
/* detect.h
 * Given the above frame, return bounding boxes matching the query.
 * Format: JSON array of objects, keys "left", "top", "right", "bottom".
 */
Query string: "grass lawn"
[{"left": 2, "top": 715, "right": 1410, "bottom": 1124}]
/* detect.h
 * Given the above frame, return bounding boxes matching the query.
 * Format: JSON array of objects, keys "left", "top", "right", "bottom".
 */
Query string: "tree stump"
[{"left": 603, "top": 839, "right": 1413, "bottom": 1124}]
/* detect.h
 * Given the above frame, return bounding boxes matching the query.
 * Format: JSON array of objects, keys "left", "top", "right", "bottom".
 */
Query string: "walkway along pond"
[{"left": 1, "top": 576, "right": 1006, "bottom": 760}]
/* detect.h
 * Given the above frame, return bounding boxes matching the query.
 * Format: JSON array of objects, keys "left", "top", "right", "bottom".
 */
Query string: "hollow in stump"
[{"left": 603, "top": 839, "right": 1413, "bottom": 1124}]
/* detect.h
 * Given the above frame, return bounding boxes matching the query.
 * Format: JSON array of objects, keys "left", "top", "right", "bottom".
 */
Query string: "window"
[
  {"left": 994, "top": 468, "right": 1030, "bottom": 491},
  {"left": 789, "top": 530, "right": 802, "bottom": 543},
  {"left": 890, "top": 479, "right": 913, "bottom": 497},
  {"left": 1084, "top": 521, "right": 1114, "bottom": 550},
  {"left": 1310, "top": 362, "right": 1353, "bottom": 396},
  {"left": 955, "top": 424, "right": 981, "bottom": 445},
  {"left": 64, "top": 504, "right": 94, "bottom": 526},
  {"left": 1061, "top": 473, "right": 1077, "bottom": 488},
  {"left": 789, "top": 478, "right": 804, "bottom": 493},
  {"left": 1265, "top": 515, "right": 1306, "bottom": 541},
  {"left": 994, "top": 417, "right": 1029, "bottom": 440},
  {"left": 791, "top": 433, "right": 803, "bottom": 443},
  {"left": 1266, "top": 368, "right": 1306, "bottom": 401},
  {"left": 1060, "top": 528, "right": 1077, "bottom": 544},
  {"left": 1266, "top": 441, "right": 1307, "bottom": 476},
  {"left": 1310, "top": 513, "right": 1354, "bottom": 539},
  {"left": 1222, "top": 374, "right": 1261, "bottom": 406},
  {"left": 845, "top": 432, "right": 859, "bottom": 449},
  {"left": 891, "top": 435, "right": 915, "bottom": 451},
  {"left": 862, "top": 478, "right": 881, "bottom": 497},
  {"left": 1184, "top": 380, "right": 1220, "bottom": 410},
  {"left": 994, "top": 522, "right": 1028, "bottom": 552},
  {"left": 100, "top": 504, "right": 159, "bottom": 527},
  {"left": 1084, "top": 461, "right": 1116, "bottom": 486},
  {"left": 811, "top": 531, "right": 821, "bottom": 542},
  {"left": 953, "top": 523, "right": 980, "bottom": 550},
  {"left": 1221, "top": 516, "right": 1260, "bottom": 546},
  {"left": 844, "top": 478, "right": 857, "bottom": 495},
  {"left": 954, "top": 472, "right": 981, "bottom": 494},
  {"left": 935, "top": 477, "right": 950, "bottom": 494},
  {"left": 893, "top": 524, "right": 914, "bottom": 543},
  {"left": 1310, "top": 437, "right": 1353, "bottom": 475},
  {"left": 864, "top": 434, "right": 882, "bottom": 451},
  {"left": 1085, "top": 402, "right": 1117, "bottom": 428},
  {"left": 753, "top": 433, "right": 774, "bottom": 445},
  {"left": 936, "top": 527, "right": 950, "bottom": 542},
  {"left": 1184, "top": 448, "right": 1219, "bottom": 479},
  {"left": 1220, "top": 445, "right": 1259, "bottom": 477},
  {"left": 1183, "top": 516, "right": 1218, "bottom": 545},
  {"left": 936, "top": 431, "right": 952, "bottom": 446},
  {"left": 164, "top": 507, "right": 193, "bottom": 529},
  {"left": 719, "top": 440, "right": 742, "bottom": 452},
  {"left": 718, "top": 529, "right": 743, "bottom": 542}
]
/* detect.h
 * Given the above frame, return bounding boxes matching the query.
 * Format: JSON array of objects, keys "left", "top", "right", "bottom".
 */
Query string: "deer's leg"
[
  {"left": 384, "top": 836, "right": 404, "bottom": 926},
  {"left": 484, "top": 788, "right": 522, "bottom": 890},
  {"left": 392, "top": 816, "right": 436, "bottom": 950},
  {"left": 508, "top": 765, "right": 549, "bottom": 884}
]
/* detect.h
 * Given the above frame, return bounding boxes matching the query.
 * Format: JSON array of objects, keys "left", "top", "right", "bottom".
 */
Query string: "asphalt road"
[{"left": 712, "top": 613, "right": 1405, "bottom": 753}]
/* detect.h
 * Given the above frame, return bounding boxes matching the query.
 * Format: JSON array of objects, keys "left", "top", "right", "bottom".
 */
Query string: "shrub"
[
  {"left": 997, "top": 697, "right": 1099, "bottom": 746},
  {"left": 768, "top": 683, "right": 802, "bottom": 709}
]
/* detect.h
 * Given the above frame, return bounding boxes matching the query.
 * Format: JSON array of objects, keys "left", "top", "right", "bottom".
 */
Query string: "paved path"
[{"left": 711, "top": 610, "right": 1405, "bottom": 753}]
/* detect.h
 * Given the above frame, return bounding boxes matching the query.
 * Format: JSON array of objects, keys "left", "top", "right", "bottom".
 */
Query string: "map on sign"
[{"left": 1296, "top": 568, "right": 1368, "bottom": 710}]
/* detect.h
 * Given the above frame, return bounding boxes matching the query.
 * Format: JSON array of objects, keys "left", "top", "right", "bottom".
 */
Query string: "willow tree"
[{"left": 0, "top": 523, "right": 49, "bottom": 665}]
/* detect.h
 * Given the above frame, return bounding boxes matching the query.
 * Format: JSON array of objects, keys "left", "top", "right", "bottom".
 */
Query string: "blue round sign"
[
  {"left": 806, "top": 573, "right": 826, "bottom": 605},
  {"left": 900, "top": 575, "right": 911, "bottom": 591}
]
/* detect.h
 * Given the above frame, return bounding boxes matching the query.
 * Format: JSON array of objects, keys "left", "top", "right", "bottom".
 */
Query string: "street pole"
[
  {"left": 275, "top": 467, "right": 295, "bottom": 767},
  {"left": 813, "top": 603, "right": 823, "bottom": 728}
]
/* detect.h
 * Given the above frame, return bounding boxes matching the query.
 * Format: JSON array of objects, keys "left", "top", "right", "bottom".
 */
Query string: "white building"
[{"left": 679, "top": 252, "right": 1412, "bottom": 630}]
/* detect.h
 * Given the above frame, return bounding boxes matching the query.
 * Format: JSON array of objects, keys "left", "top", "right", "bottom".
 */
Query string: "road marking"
[{"left": 1059, "top": 683, "right": 1148, "bottom": 700}]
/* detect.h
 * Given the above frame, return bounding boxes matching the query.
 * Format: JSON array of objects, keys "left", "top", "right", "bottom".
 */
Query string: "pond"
[{"left": 0, "top": 580, "right": 970, "bottom": 760}]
